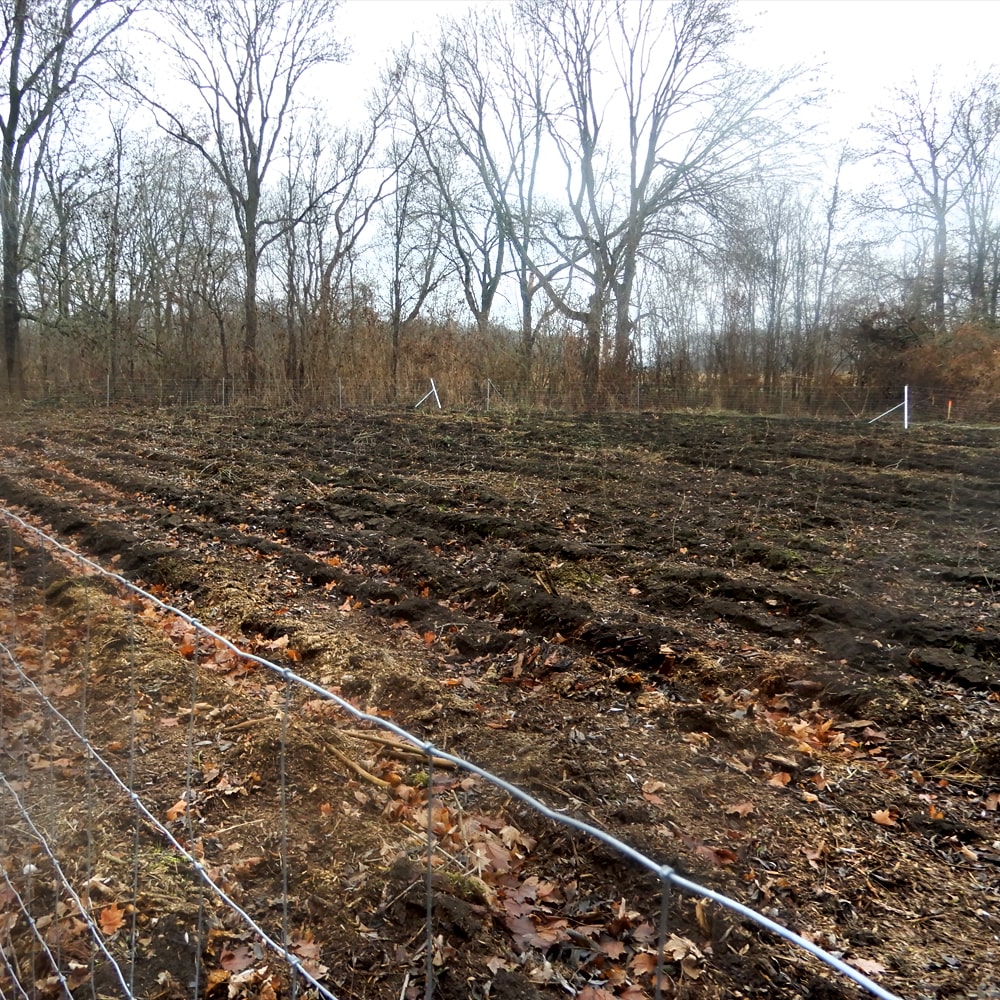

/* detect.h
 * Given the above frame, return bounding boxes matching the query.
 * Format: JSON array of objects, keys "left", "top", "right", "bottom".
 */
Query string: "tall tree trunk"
[
  {"left": 610, "top": 258, "right": 637, "bottom": 395},
  {"left": 519, "top": 284, "right": 534, "bottom": 392},
  {"left": 242, "top": 248, "right": 260, "bottom": 391},
  {"left": 932, "top": 205, "right": 948, "bottom": 327},
  {"left": 581, "top": 291, "right": 603, "bottom": 408},
  {"left": 390, "top": 318, "right": 401, "bottom": 404},
  {"left": 1, "top": 155, "right": 22, "bottom": 397}
]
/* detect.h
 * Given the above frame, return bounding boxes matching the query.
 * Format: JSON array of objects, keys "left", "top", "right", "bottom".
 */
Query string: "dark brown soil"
[{"left": 1, "top": 408, "right": 999, "bottom": 1000}]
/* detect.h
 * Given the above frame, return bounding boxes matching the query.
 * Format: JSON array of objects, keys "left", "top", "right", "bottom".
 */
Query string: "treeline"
[{"left": 3, "top": 0, "right": 1000, "bottom": 411}]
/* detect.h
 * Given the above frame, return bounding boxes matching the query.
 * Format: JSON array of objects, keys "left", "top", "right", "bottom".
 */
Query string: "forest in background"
[{"left": 2, "top": 0, "right": 1000, "bottom": 414}]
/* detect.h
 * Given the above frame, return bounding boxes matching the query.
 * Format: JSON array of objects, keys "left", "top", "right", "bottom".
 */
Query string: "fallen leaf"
[
  {"left": 597, "top": 935, "right": 627, "bottom": 959},
  {"left": 618, "top": 986, "right": 649, "bottom": 1000},
  {"left": 165, "top": 799, "right": 187, "bottom": 822},
  {"left": 802, "top": 841, "right": 826, "bottom": 867},
  {"left": 625, "top": 921, "right": 654, "bottom": 946},
  {"left": 577, "top": 988, "right": 617, "bottom": 1000},
  {"left": 768, "top": 771, "right": 792, "bottom": 788},
  {"left": 681, "top": 955, "right": 702, "bottom": 979},
  {"left": 985, "top": 792, "right": 1000, "bottom": 811},
  {"left": 99, "top": 904, "right": 126, "bottom": 936},
  {"left": 474, "top": 839, "right": 513, "bottom": 873},
  {"left": 219, "top": 943, "right": 254, "bottom": 972},
  {"left": 630, "top": 952, "right": 658, "bottom": 975},
  {"left": 871, "top": 809, "right": 897, "bottom": 827},
  {"left": 852, "top": 958, "right": 887, "bottom": 976},
  {"left": 724, "top": 801, "right": 754, "bottom": 818},
  {"left": 695, "top": 844, "right": 738, "bottom": 866},
  {"left": 694, "top": 898, "right": 712, "bottom": 934},
  {"left": 291, "top": 935, "right": 321, "bottom": 960},
  {"left": 204, "top": 968, "right": 230, "bottom": 990},
  {"left": 499, "top": 825, "right": 537, "bottom": 853}
]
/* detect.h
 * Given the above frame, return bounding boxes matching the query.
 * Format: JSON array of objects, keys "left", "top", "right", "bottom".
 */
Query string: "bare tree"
[
  {"left": 952, "top": 76, "right": 1000, "bottom": 322},
  {"left": 139, "top": 0, "right": 345, "bottom": 387},
  {"left": 380, "top": 141, "right": 446, "bottom": 402},
  {"left": 419, "top": 132, "right": 505, "bottom": 337},
  {"left": 31, "top": 130, "right": 241, "bottom": 383},
  {"left": 869, "top": 78, "right": 971, "bottom": 328},
  {"left": 272, "top": 61, "right": 409, "bottom": 387},
  {"left": 311, "top": 66, "right": 408, "bottom": 362},
  {"left": 511, "top": 0, "right": 809, "bottom": 403},
  {"left": 0, "top": 0, "right": 140, "bottom": 393},
  {"left": 423, "top": 8, "right": 558, "bottom": 384}
]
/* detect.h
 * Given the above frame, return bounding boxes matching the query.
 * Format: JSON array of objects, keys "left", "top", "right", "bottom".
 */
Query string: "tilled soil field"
[{"left": 1, "top": 407, "right": 999, "bottom": 1000}]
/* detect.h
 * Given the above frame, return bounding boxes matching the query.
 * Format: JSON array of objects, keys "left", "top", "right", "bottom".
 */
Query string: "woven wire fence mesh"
[{"left": 0, "top": 509, "right": 903, "bottom": 1000}]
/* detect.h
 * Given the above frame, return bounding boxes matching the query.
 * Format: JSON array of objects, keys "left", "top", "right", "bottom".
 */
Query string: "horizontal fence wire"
[{"left": 0, "top": 506, "right": 904, "bottom": 1000}]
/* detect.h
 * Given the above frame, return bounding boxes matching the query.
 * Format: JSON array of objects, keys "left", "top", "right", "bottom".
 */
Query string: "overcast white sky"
[{"left": 333, "top": 0, "right": 998, "bottom": 144}]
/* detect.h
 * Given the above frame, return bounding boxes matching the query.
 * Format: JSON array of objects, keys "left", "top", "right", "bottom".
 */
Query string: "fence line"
[
  {"left": 7, "top": 373, "right": 997, "bottom": 424},
  {"left": 0, "top": 507, "right": 903, "bottom": 1000},
  {"left": 0, "top": 640, "right": 341, "bottom": 1000}
]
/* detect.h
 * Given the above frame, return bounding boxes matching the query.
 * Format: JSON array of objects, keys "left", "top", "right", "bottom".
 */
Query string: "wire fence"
[
  {"left": 0, "top": 508, "right": 904, "bottom": 1000},
  {"left": 10, "top": 373, "right": 998, "bottom": 425}
]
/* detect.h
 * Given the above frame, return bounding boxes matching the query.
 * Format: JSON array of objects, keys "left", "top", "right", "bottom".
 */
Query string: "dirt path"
[{"left": 1, "top": 408, "right": 998, "bottom": 1000}]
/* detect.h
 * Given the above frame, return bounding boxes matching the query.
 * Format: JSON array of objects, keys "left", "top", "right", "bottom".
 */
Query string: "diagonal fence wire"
[{"left": 0, "top": 506, "right": 904, "bottom": 1000}]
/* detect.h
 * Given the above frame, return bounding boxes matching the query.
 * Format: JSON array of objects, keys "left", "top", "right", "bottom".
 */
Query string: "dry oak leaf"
[
  {"left": 724, "top": 801, "right": 755, "bottom": 818},
  {"left": 500, "top": 824, "right": 537, "bottom": 852},
  {"left": 219, "top": 943, "right": 254, "bottom": 972},
  {"left": 681, "top": 955, "right": 703, "bottom": 980},
  {"left": 165, "top": 799, "right": 187, "bottom": 822},
  {"left": 99, "top": 904, "right": 126, "bottom": 937},
  {"left": 642, "top": 779, "right": 667, "bottom": 805},
  {"left": 695, "top": 844, "right": 738, "bottom": 866},
  {"left": 291, "top": 934, "right": 321, "bottom": 960},
  {"left": 597, "top": 935, "right": 627, "bottom": 960},
  {"left": 871, "top": 808, "right": 898, "bottom": 827},
  {"left": 768, "top": 771, "right": 792, "bottom": 788},
  {"left": 663, "top": 933, "right": 702, "bottom": 961},
  {"left": 630, "top": 952, "right": 659, "bottom": 976}
]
